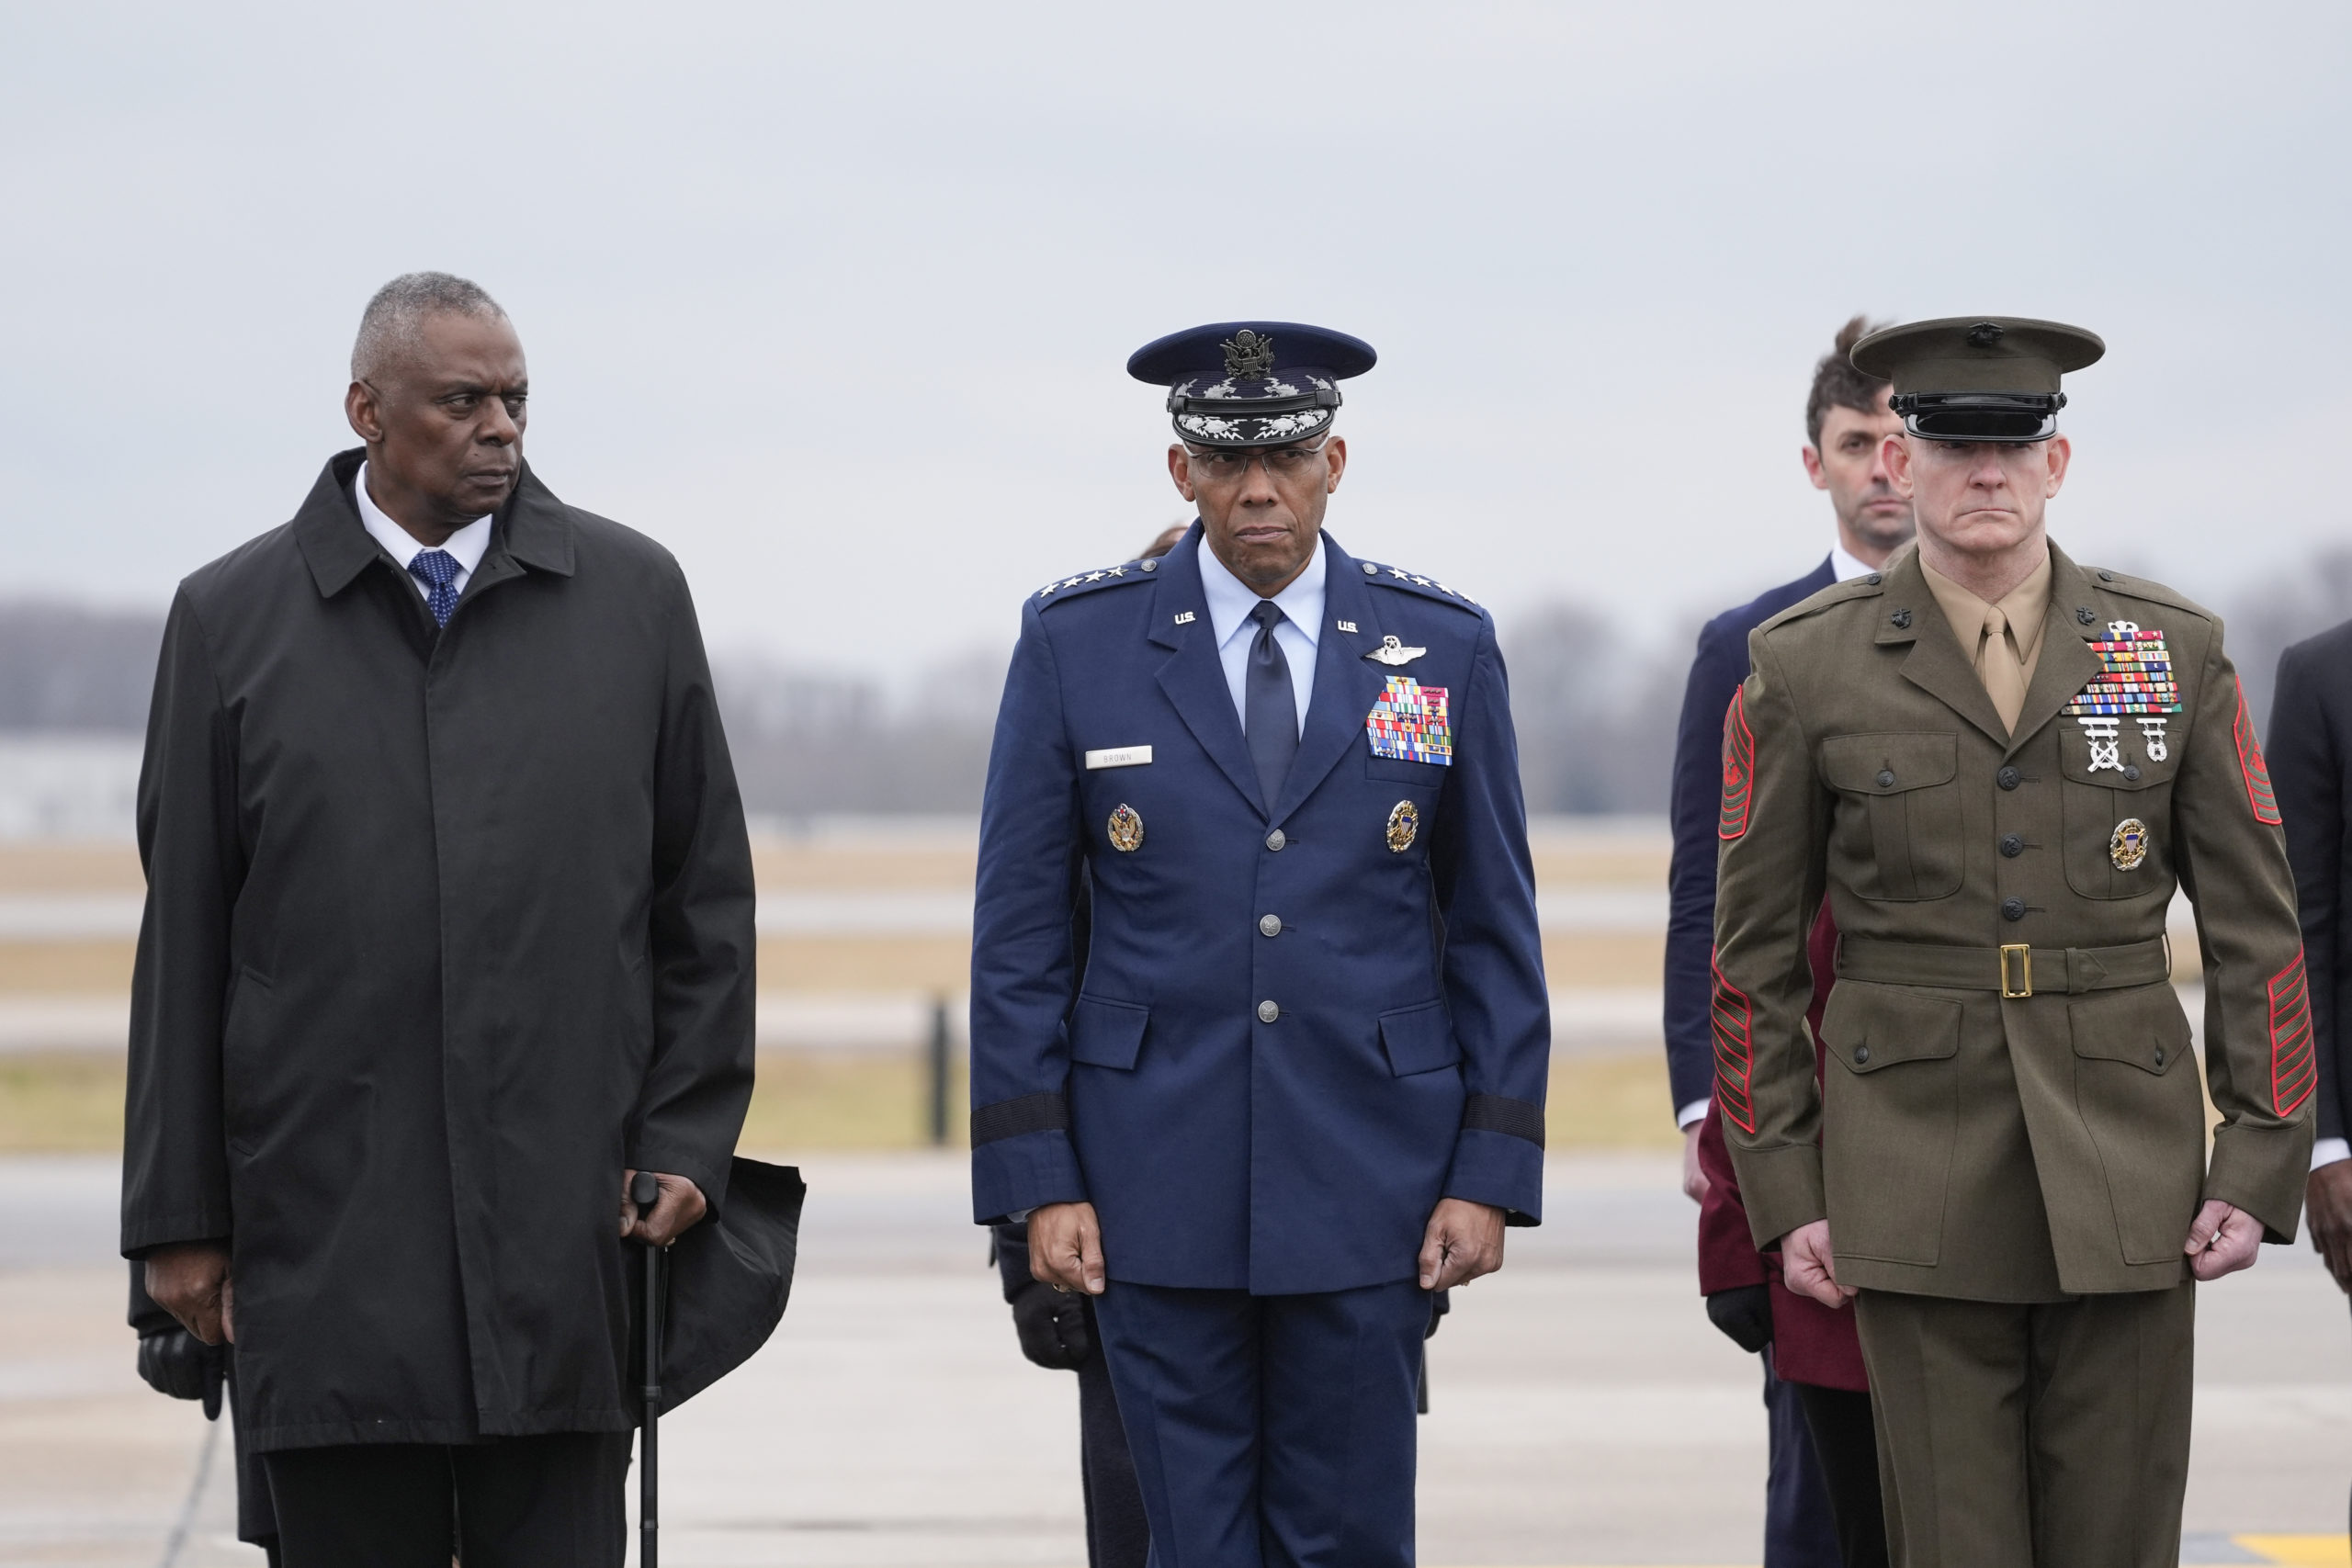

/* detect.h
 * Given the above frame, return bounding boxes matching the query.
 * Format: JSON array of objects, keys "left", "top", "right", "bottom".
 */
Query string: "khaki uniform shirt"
[{"left": 1713, "top": 541, "right": 2312, "bottom": 1300}]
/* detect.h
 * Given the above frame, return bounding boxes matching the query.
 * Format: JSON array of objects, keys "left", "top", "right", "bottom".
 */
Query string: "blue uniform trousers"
[{"left": 1091, "top": 1278, "right": 1429, "bottom": 1568}]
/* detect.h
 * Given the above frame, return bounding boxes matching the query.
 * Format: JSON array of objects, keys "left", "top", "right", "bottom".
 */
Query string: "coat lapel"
[
  {"left": 1882, "top": 552, "right": 2011, "bottom": 749},
  {"left": 2006, "top": 543, "right": 2101, "bottom": 761},
  {"left": 1149, "top": 528, "right": 1269, "bottom": 816},
  {"left": 1270, "top": 538, "right": 1387, "bottom": 826},
  {"left": 294, "top": 448, "right": 382, "bottom": 599}
]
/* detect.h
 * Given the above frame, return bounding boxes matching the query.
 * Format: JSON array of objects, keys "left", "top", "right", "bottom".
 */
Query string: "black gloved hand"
[
  {"left": 1009, "top": 1278, "right": 1093, "bottom": 1370},
  {"left": 137, "top": 1327, "right": 227, "bottom": 1419},
  {"left": 1705, "top": 1283, "right": 1774, "bottom": 1355}
]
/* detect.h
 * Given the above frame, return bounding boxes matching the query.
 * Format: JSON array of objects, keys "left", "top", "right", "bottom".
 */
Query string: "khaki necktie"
[{"left": 1982, "top": 604, "right": 2028, "bottom": 733}]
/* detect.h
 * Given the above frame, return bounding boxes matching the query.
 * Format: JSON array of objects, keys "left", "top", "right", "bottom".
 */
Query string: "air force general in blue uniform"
[{"left": 969, "top": 322, "right": 1552, "bottom": 1566}]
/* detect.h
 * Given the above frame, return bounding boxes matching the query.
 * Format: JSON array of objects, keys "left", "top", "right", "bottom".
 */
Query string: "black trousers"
[
  {"left": 262, "top": 1433, "right": 630, "bottom": 1568},
  {"left": 1796, "top": 1380, "right": 1889, "bottom": 1568},
  {"left": 1076, "top": 1324, "right": 1151, "bottom": 1568},
  {"left": 1763, "top": 1359, "right": 1841, "bottom": 1566}
]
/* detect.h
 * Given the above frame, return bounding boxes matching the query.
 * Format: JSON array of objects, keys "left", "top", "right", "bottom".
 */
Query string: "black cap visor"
[{"left": 1894, "top": 391, "right": 2064, "bottom": 442}]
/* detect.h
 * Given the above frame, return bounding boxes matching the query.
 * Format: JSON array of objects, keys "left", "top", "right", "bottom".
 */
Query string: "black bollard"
[
  {"left": 631, "top": 1169, "right": 662, "bottom": 1568},
  {"left": 927, "top": 996, "right": 951, "bottom": 1146}
]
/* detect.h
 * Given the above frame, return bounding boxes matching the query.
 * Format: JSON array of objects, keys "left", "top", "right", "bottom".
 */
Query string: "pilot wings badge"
[{"left": 1363, "top": 635, "right": 1426, "bottom": 668}]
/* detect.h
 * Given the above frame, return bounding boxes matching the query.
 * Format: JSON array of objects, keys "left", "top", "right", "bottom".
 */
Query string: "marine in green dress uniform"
[{"left": 1712, "top": 317, "right": 2312, "bottom": 1568}]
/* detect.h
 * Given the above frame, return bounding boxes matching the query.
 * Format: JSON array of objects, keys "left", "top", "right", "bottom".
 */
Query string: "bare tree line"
[{"left": 6, "top": 551, "right": 2349, "bottom": 817}]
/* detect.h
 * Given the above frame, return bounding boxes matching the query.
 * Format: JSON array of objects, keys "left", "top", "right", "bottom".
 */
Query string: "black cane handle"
[{"left": 630, "top": 1169, "right": 661, "bottom": 1217}]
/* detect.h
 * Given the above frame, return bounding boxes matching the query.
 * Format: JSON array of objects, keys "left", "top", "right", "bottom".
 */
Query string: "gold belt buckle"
[{"left": 2000, "top": 943, "right": 2034, "bottom": 999}]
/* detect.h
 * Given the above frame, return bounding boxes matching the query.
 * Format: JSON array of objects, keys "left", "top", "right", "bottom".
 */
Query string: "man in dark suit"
[
  {"left": 126, "top": 272, "right": 755, "bottom": 1568},
  {"left": 2264, "top": 627, "right": 2352, "bottom": 1534},
  {"left": 1663, "top": 316, "right": 1910, "bottom": 1566},
  {"left": 968, "top": 321, "right": 1551, "bottom": 1565}
]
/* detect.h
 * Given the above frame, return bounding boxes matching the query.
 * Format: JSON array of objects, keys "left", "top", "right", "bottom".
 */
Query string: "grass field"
[{"left": 0, "top": 1050, "right": 1680, "bottom": 1155}]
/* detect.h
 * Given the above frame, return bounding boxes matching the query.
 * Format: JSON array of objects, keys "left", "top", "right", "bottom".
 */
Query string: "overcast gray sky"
[{"left": 5, "top": 2, "right": 2347, "bottom": 684}]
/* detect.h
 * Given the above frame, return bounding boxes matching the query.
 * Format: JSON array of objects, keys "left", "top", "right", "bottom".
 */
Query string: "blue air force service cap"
[
  {"left": 1851, "top": 316, "right": 2105, "bottom": 442},
  {"left": 1127, "top": 321, "right": 1377, "bottom": 448}
]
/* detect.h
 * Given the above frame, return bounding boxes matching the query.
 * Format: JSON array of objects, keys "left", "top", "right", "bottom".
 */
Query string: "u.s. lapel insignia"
[
  {"left": 1364, "top": 635, "right": 1427, "bottom": 668},
  {"left": 1385, "top": 800, "right": 1419, "bottom": 853},
  {"left": 2109, "top": 818, "right": 2151, "bottom": 871},
  {"left": 2066, "top": 620, "right": 2183, "bottom": 771},
  {"left": 1365, "top": 676, "right": 1454, "bottom": 765},
  {"left": 1106, "top": 804, "right": 1144, "bottom": 852}
]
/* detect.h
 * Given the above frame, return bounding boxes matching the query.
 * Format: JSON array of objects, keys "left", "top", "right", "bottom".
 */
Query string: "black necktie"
[{"left": 1245, "top": 600, "right": 1298, "bottom": 808}]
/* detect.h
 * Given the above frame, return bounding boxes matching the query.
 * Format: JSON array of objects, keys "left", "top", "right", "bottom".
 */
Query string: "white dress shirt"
[
  {"left": 2314, "top": 1136, "right": 2348, "bottom": 1169},
  {"left": 1197, "top": 536, "right": 1323, "bottom": 737},
  {"left": 354, "top": 462, "right": 493, "bottom": 602},
  {"left": 1828, "top": 538, "right": 1879, "bottom": 582}
]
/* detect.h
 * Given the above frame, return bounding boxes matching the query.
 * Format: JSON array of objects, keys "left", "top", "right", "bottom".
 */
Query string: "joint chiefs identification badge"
[
  {"left": 1106, "top": 804, "right": 1144, "bottom": 852},
  {"left": 2109, "top": 817, "right": 2151, "bottom": 872},
  {"left": 1385, "top": 799, "right": 1419, "bottom": 852}
]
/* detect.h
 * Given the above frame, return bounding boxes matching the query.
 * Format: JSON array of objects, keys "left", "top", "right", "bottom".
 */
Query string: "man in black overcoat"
[
  {"left": 2267, "top": 626, "right": 2352, "bottom": 1536},
  {"left": 123, "top": 272, "right": 756, "bottom": 1566}
]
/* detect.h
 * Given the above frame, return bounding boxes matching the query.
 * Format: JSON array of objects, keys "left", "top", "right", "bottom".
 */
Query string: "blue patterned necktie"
[
  {"left": 406, "top": 549, "right": 461, "bottom": 627},
  {"left": 1245, "top": 599, "right": 1299, "bottom": 809}
]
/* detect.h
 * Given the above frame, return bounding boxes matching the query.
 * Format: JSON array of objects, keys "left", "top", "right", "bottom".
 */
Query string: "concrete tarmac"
[{"left": 3, "top": 1150, "right": 2346, "bottom": 1566}]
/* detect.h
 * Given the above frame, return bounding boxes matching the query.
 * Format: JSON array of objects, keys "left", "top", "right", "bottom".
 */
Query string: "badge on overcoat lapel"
[
  {"left": 1366, "top": 676, "right": 1453, "bottom": 765},
  {"left": 1106, "top": 804, "right": 1144, "bottom": 852}
]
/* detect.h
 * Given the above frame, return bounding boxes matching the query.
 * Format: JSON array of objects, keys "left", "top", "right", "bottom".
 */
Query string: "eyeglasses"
[{"left": 1183, "top": 439, "right": 1331, "bottom": 482}]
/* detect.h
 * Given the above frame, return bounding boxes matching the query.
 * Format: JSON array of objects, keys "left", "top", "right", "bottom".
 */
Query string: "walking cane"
[{"left": 631, "top": 1170, "right": 663, "bottom": 1568}]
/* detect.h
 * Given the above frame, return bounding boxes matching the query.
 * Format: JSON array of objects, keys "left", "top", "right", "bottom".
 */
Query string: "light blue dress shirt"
[{"left": 1196, "top": 535, "right": 1323, "bottom": 738}]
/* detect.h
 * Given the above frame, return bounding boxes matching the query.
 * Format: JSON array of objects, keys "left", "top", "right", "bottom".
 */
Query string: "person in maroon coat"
[{"left": 1696, "top": 908, "right": 1883, "bottom": 1568}]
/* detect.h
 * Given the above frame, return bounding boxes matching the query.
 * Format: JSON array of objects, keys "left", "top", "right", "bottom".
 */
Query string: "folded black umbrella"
[{"left": 646, "top": 1156, "right": 807, "bottom": 1412}]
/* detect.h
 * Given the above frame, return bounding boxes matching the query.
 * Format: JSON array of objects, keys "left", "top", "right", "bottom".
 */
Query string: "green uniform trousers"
[{"left": 1855, "top": 1282, "right": 2194, "bottom": 1568}]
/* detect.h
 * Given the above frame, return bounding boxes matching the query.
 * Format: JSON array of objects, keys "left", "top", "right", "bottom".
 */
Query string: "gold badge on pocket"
[
  {"left": 1385, "top": 799, "right": 1419, "bottom": 853},
  {"left": 1107, "top": 804, "right": 1144, "bottom": 852},
  {"left": 2109, "top": 817, "right": 2150, "bottom": 871}
]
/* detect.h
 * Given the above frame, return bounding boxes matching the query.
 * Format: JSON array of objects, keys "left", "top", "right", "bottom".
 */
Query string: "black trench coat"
[{"left": 122, "top": 449, "right": 756, "bottom": 1451}]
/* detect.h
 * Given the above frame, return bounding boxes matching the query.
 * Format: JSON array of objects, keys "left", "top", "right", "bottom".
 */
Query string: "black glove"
[
  {"left": 137, "top": 1327, "right": 227, "bottom": 1419},
  {"left": 1705, "top": 1283, "right": 1774, "bottom": 1356},
  {"left": 1009, "top": 1279, "right": 1093, "bottom": 1370}
]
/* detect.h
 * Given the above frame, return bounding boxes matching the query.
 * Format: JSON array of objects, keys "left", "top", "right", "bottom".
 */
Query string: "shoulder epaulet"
[
  {"left": 1756, "top": 572, "right": 1885, "bottom": 636},
  {"left": 1355, "top": 559, "right": 1480, "bottom": 613},
  {"left": 1033, "top": 559, "right": 1158, "bottom": 607},
  {"left": 2079, "top": 566, "right": 2215, "bottom": 623}
]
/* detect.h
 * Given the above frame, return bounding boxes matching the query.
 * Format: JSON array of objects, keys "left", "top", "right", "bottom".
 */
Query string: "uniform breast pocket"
[
  {"left": 1818, "top": 733, "right": 1962, "bottom": 902},
  {"left": 2055, "top": 726, "right": 2179, "bottom": 899},
  {"left": 1365, "top": 754, "right": 1448, "bottom": 790}
]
